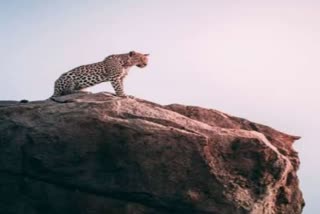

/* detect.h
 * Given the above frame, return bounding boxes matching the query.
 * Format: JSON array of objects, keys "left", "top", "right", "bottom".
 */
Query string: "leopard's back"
[{"left": 52, "top": 60, "right": 122, "bottom": 96}]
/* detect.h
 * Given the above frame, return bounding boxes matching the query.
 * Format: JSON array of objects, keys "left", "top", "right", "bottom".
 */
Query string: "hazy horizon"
[{"left": 1, "top": 1, "right": 319, "bottom": 213}]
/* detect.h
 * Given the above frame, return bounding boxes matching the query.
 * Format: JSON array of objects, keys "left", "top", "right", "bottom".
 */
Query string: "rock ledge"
[{"left": 0, "top": 92, "right": 304, "bottom": 214}]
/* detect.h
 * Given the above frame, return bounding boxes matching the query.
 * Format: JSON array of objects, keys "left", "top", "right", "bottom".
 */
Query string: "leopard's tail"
[{"left": 49, "top": 96, "right": 65, "bottom": 103}]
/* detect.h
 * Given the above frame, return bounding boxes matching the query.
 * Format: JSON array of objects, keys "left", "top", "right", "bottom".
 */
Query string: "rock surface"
[{"left": 0, "top": 92, "right": 304, "bottom": 214}]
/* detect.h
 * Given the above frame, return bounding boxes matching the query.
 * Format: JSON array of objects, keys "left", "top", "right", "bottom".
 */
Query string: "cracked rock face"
[{"left": 0, "top": 92, "right": 304, "bottom": 214}]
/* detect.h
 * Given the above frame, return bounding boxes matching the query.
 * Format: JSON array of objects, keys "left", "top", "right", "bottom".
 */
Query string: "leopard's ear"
[
  {"left": 144, "top": 54, "right": 150, "bottom": 57},
  {"left": 129, "top": 51, "right": 136, "bottom": 57}
]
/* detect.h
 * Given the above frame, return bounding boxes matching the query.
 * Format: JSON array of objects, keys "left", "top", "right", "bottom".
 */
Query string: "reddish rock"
[{"left": 0, "top": 92, "right": 304, "bottom": 214}]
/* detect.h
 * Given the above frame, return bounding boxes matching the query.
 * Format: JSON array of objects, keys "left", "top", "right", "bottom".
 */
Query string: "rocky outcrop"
[{"left": 0, "top": 92, "right": 304, "bottom": 214}]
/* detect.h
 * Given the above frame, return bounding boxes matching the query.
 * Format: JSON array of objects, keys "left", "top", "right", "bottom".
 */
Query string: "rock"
[
  {"left": 0, "top": 92, "right": 304, "bottom": 214},
  {"left": 0, "top": 101, "right": 20, "bottom": 107},
  {"left": 19, "top": 99, "right": 29, "bottom": 103}
]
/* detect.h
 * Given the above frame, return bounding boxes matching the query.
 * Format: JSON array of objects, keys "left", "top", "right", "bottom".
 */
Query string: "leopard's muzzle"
[{"left": 137, "top": 63, "right": 147, "bottom": 68}]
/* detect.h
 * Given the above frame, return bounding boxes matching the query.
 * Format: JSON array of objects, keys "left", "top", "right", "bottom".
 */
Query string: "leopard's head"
[{"left": 129, "top": 51, "right": 149, "bottom": 68}]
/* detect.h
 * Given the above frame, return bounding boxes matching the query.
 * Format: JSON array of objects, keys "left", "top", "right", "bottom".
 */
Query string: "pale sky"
[{"left": 1, "top": 0, "right": 319, "bottom": 213}]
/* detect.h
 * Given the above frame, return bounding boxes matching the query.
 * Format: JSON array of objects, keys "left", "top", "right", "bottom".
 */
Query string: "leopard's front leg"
[{"left": 111, "top": 78, "right": 126, "bottom": 97}]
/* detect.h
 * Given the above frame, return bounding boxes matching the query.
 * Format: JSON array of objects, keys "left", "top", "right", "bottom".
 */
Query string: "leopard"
[{"left": 51, "top": 51, "right": 149, "bottom": 99}]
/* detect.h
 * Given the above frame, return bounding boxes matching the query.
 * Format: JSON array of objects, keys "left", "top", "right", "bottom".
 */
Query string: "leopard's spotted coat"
[{"left": 52, "top": 51, "right": 149, "bottom": 98}]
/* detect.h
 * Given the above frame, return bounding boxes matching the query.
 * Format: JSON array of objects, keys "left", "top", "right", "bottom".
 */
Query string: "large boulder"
[{"left": 0, "top": 92, "right": 304, "bottom": 214}]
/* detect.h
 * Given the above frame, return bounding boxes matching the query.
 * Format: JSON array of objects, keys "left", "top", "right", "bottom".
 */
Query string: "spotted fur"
[{"left": 51, "top": 51, "right": 149, "bottom": 98}]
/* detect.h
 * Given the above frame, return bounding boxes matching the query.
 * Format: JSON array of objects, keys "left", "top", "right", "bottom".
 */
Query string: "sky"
[{"left": 0, "top": 0, "right": 319, "bottom": 213}]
